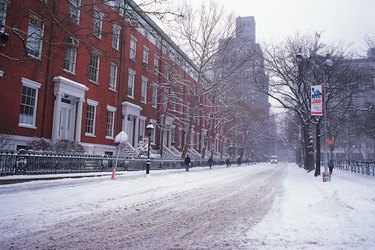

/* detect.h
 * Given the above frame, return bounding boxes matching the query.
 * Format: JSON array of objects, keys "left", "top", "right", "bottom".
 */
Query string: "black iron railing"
[{"left": 336, "top": 161, "right": 375, "bottom": 176}]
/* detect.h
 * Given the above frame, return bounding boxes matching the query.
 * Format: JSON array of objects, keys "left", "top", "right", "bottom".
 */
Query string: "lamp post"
[
  {"left": 296, "top": 52, "right": 333, "bottom": 180},
  {"left": 322, "top": 58, "right": 334, "bottom": 180},
  {"left": 145, "top": 122, "right": 154, "bottom": 174}
]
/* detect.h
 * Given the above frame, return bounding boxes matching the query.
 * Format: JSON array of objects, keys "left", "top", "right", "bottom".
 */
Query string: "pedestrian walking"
[
  {"left": 184, "top": 154, "right": 191, "bottom": 172},
  {"left": 226, "top": 158, "right": 231, "bottom": 167},
  {"left": 208, "top": 156, "right": 214, "bottom": 169},
  {"left": 328, "top": 159, "right": 335, "bottom": 174}
]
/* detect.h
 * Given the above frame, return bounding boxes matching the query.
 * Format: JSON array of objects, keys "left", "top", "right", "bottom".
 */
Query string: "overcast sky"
[
  {"left": 211, "top": 0, "right": 375, "bottom": 56},
  {"left": 140, "top": 0, "right": 375, "bottom": 57}
]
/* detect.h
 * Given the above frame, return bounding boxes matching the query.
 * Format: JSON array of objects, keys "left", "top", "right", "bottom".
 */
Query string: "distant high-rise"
[{"left": 236, "top": 16, "right": 256, "bottom": 43}]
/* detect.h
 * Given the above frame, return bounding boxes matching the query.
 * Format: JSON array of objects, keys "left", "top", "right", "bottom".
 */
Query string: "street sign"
[{"left": 327, "top": 138, "right": 334, "bottom": 145}]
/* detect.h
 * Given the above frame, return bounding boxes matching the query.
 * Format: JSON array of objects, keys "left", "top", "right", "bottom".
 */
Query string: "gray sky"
[{"left": 214, "top": 0, "right": 375, "bottom": 56}]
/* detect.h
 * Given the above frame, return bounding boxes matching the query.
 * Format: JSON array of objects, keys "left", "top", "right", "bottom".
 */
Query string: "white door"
[
  {"left": 59, "top": 103, "right": 75, "bottom": 140},
  {"left": 126, "top": 115, "right": 134, "bottom": 146}
]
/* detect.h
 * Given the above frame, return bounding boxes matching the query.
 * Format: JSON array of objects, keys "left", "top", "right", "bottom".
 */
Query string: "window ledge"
[
  {"left": 18, "top": 123, "right": 37, "bottom": 129},
  {"left": 85, "top": 133, "right": 96, "bottom": 138}
]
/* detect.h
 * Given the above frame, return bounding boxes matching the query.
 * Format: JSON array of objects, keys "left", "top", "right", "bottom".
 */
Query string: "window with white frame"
[
  {"left": 127, "top": 69, "right": 135, "bottom": 98},
  {"left": 141, "top": 76, "right": 147, "bottom": 103},
  {"left": 130, "top": 36, "right": 137, "bottom": 60},
  {"left": 89, "top": 51, "right": 100, "bottom": 83},
  {"left": 165, "top": 64, "right": 169, "bottom": 80},
  {"left": 152, "top": 83, "right": 158, "bottom": 108},
  {"left": 143, "top": 46, "right": 149, "bottom": 67},
  {"left": 106, "top": 105, "right": 116, "bottom": 138},
  {"left": 85, "top": 99, "right": 98, "bottom": 136},
  {"left": 0, "top": 0, "right": 7, "bottom": 33},
  {"left": 26, "top": 14, "right": 44, "bottom": 59},
  {"left": 68, "top": 0, "right": 81, "bottom": 24},
  {"left": 109, "top": 62, "right": 118, "bottom": 91},
  {"left": 171, "top": 126, "right": 175, "bottom": 143},
  {"left": 178, "top": 128, "right": 182, "bottom": 147},
  {"left": 139, "top": 119, "right": 145, "bottom": 142},
  {"left": 93, "top": 10, "right": 103, "bottom": 38},
  {"left": 19, "top": 78, "right": 41, "bottom": 128},
  {"left": 64, "top": 37, "right": 79, "bottom": 73},
  {"left": 112, "top": 24, "right": 120, "bottom": 50},
  {"left": 153, "top": 56, "right": 159, "bottom": 75}
]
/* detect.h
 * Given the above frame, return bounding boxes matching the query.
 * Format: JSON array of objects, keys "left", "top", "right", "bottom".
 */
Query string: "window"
[
  {"left": 0, "top": 0, "right": 7, "bottom": 33},
  {"left": 19, "top": 78, "right": 41, "bottom": 128},
  {"left": 143, "top": 46, "right": 149, "bottom": 67},
  {"left": 68, "top": 0, "right": 80, "bottom": 24},
  {"left": 85, "top": 99, "right": 98, "bottom": 136},
  {"left": 139, "top": 119, "right": 145, "bottom": 142},
  {"left": 106, "top": 106, "right": 116, "bottom": 139},
  {"left": 64, "top": 37, "right": 79, "bottom": 73},
  {"left": 152, "top": 83, "right": 158, "bottom": 108},
  {"left": 112, "top": 25, "right": 120, "bottom": 50},
  {"left": 165, "top": 64, "right": 169, "bottom": 80},
  {"left": 109, "top": 62, "right": 118, "bottom": 90},
  {"left": 128, "top": 69, "right": 135, "bottom": 98},
  {"left": 93, "top": 10, "right": 103, "bottom": 38},
  {"left": 89, "top": 51, "right": 100, "bottom": 83},
  {"left": 153, "top": 56, "right": 159, "bottom": 75},
  {"left": 171, "top": 126, "right": 175, "bottom": 143},
  {"left": 141, "top": 76, "right": 147, "bottom": 103},
  {"left": 26, "top": 14, "right": 44, "bottom": 59},
  {"left": 130, "top": 36, "right": 137, "bottom": 60}
]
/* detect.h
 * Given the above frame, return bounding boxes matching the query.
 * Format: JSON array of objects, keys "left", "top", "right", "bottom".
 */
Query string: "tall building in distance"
[{"left": 216, "top": 16, "right": 275, "bottom": 161}]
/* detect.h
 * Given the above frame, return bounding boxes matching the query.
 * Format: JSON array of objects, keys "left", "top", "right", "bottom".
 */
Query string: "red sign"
[{"left": 327, "top": 138, "right": 334, "bottom": 145}]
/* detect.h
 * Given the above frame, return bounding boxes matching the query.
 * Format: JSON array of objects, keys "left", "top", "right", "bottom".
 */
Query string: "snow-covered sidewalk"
[{"left": 248, "top": 165, "right": 375, "bottom": 249}]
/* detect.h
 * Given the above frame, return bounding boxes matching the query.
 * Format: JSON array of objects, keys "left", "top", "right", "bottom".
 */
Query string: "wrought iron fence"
[
  {"left": 336, "top": 161, "right": 375, "bottom": 176},
  {"left": 0, "top": 149, "right": 228, "bottom": 176}
]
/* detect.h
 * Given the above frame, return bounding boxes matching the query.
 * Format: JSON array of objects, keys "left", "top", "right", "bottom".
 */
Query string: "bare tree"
[
  {"left": 257, "top": 33, "right": 365, "bottom": 175},
  {"left": 167, "top": 0, "right": 243, "bottom": 159}
]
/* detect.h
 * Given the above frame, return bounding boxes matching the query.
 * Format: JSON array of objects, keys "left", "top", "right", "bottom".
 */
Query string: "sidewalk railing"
[
  {"left": 336, "top": 161, "right": 375, "bottom": 176},
  {"left": 0, "top": 149, "right": 232, "bottom": 176}
]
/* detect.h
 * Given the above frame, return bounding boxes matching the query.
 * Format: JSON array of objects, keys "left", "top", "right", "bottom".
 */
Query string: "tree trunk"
[
  {"left": 315, "top": 123, "right": 321, "bottom": 176},
  {"left": 303, "top": 124, "right": 315, "bottom": 172}
]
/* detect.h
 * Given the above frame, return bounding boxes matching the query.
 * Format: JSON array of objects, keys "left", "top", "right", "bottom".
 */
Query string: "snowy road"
[{"left": 0, "top": 164, "right": 286, "bottom": 249}]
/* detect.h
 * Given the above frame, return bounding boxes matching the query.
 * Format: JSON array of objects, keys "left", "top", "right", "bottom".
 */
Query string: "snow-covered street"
[{"left": 0, "top": 163, "right": 375, "bottom": 249}]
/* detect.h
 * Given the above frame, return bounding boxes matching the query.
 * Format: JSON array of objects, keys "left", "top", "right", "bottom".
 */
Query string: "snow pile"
[{"left": 248, "top": 166, "right": 375, "bottom": 249}]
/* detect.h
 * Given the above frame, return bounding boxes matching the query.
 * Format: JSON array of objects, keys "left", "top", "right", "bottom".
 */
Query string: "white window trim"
[
  {"left": 141, "top": 76, "right": 148, "bottom": 104},
  {"left": 112, "top": 24, "right": 121, "bottom": 50},
  {"left": 130, "top": 36, "right": 137, "bottom": 61},
  {"left": 109, "top": 62, "right": 118, "bottom": 91},
  {"left": 89, "top": 50, "right": 101, "bottom": 84},
  {"left": 128, "top": 68, "right": 136, "bottom": 98},
  {"left": 93, "top": 10, "right": 103, "bottom": 39},
  {"left": 152, "top": 83, "right": 158, "bottom": 108},
  {"left": 18, "top": 77, "right": 41, "bottom": 129},
  {"left": 26, "top": 14, "right": 44, "bottom": 59},
  {"left": 105, "top": 105, "right": 117, "bottom": 139},
  {"left": 85, "top": 99, "right": 98, "bottom": 137}
]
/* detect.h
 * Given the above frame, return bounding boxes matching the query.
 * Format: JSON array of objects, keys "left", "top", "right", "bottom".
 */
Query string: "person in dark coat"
[
  {"left": 328, "top": 159, "right": 335, "bottom": 174},
  {"left": 208, "top": 156, "right": 214, "bottom": 169},
  {"left": 184, "top": 154, "right": 191, "bottom": 172},
  {"left": 226, "top": 158, "right": 231, "bottom": 167}
]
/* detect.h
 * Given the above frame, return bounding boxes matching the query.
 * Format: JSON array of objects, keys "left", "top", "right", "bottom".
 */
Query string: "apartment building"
[{"left": 0, "top": 0, "right": 221, "bottom": 159}]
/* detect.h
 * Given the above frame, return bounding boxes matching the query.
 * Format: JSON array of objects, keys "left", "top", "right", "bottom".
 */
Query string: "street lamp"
[
  {"left": 322, "top": 57, "right": 334, "bottom": 181},
  {"left": 296, "top": 53, "right": 333, "bottom": 180},
  {"left": 145, "top": 122, "right": 154, "bottom": 174}
]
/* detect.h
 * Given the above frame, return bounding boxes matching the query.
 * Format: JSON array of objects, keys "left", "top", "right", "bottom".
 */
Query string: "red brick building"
[{"left": 0, "top": 0, "right": 224, "bottom": 159}]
